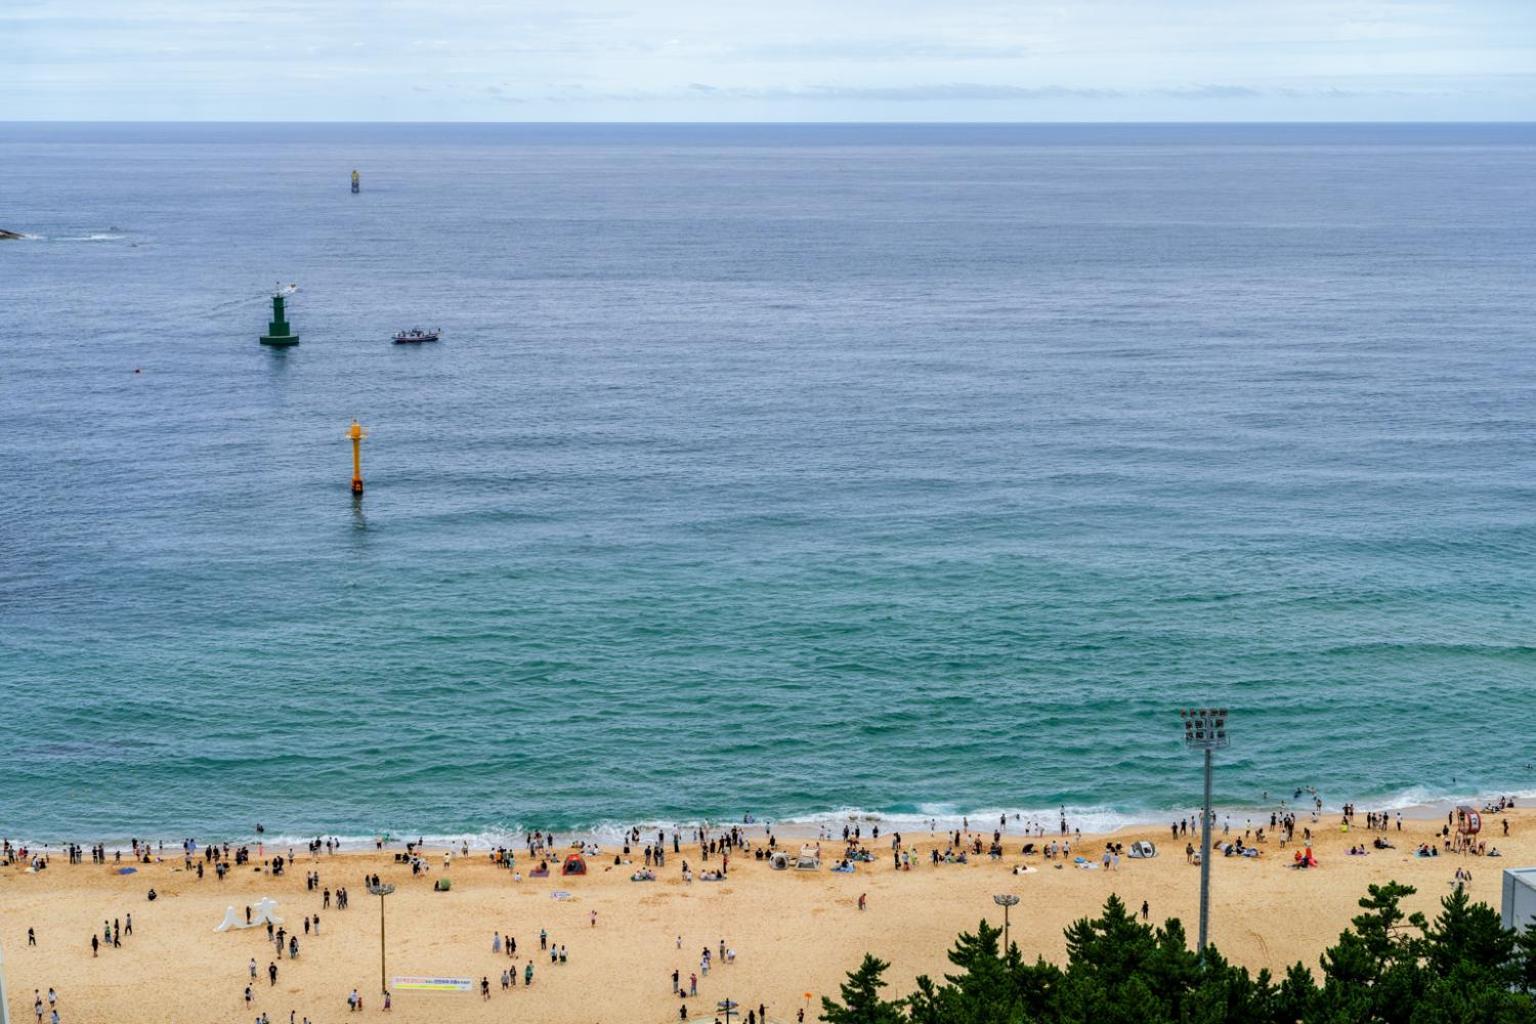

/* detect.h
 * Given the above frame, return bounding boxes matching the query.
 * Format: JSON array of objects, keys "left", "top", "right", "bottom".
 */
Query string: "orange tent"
[{"left": 562, "top": 854, "right": 587, "bottom": 876}]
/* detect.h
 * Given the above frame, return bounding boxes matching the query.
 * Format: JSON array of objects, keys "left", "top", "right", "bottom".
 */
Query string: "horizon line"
[{"left": 2, "top": 118, "right": 1534, "bottom": 126}]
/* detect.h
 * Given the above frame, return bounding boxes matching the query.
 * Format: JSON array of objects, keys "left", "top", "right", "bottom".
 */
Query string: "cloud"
[
  {"left": 3, "top": 0, "right": 1534, "bottom": 119},
  {"left": 1154, "top": 84, "right": 1264, "bottom": 99},
  {"left": 733, "top": 39, "right": 1032, "bottom": 62},
  {"left": 591, "top": 83, "right": 1125, "bottom": 103}
]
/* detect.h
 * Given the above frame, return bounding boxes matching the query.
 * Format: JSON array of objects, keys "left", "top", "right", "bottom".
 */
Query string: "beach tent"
[
  {"left": 770, "top": 852, "right": 790, "bottom": 870},
  {"left": 1127, "top": 841, "right": 1157, "bottom": 859},
  {"left": 561, "top": 854, "right": 587, "bottom": 876},
  {"left": 795, "top": 845, "right": 820, "bottom": 870},
  {"left": 1457, "top": 806, "right": 1482, "bottom": 835}
]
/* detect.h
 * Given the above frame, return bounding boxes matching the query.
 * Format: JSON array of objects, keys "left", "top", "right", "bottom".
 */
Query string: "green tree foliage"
[
  {"left": 825, "top": 881, "right": 1536, "bottom": 1024},
  {"left": 820, "top": 953, "right": 906, "bottom": 1024}
]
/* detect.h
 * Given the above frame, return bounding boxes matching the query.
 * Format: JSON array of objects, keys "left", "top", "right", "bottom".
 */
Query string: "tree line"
[{"left": 821, "top": 882, "right": 1536, "bottom": 1023}]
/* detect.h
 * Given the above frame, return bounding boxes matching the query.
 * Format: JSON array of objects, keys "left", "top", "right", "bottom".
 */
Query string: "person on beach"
[
  {"left": 28, "top": 927, "right": 35, "bottom": 946},
  {"left": 90, "top": 935, "right": 97, "bottom": 957},
  {"left": 480, "top": 977, "right": 490, "bottom": 1000},
  {"left": 524, "top": 961, "right": 534, "bottom": 987},
  {"left": 268, "top": 962, "right": 278, "bottom": 986}
]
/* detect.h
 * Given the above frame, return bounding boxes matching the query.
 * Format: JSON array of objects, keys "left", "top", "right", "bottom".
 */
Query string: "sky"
[{"left": 3, "top": 0, "right": 1535, "bottom": 121}]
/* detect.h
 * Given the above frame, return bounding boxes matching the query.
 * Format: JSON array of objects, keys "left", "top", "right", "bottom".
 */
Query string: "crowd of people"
[{"left": 4, "top": 795, "right": 1530, "bottom": 1023}]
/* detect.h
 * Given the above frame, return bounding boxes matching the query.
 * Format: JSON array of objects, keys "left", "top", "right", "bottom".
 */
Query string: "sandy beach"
[{"left": 2, "top": 807, "right": 1528, "bottom": 1024}]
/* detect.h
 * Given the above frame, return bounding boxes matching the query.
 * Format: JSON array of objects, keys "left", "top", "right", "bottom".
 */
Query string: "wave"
[
  {"left": 41, "top": 232, "right": 127, "bottom": 242},
  {"left": 233, "top": 785, "right": 1536, "bottom": 852},
  {"left": 14, "top": 785, "right": 1534, "bottom": 853}
]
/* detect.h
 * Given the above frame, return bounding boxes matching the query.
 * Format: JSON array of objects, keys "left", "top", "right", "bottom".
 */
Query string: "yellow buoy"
[{"left": 346, "top": 419, "right": 367, "bottom": 494}]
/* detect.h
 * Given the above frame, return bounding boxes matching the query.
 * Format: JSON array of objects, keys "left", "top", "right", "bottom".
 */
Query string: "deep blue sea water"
[{"left": 3, "top": 123, "right": 1535, "bottom": 844}]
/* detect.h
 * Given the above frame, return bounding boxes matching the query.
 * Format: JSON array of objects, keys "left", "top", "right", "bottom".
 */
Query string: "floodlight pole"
[
  {"left": 992, "top": 893, "right": 1020, "bottom": 954},
  {"left": 368, "top": 883, "right": 395, "bottom": 996},
  {"left": 1181, "top": 707, "right": 1230, "bottom": 959},
  {"left": 1199, "top": 745, "right": 1214, "bottom": 955}
]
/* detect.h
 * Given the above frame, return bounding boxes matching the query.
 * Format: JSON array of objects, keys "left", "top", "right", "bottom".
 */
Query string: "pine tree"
[
  {"left": 1317, "top": 881, "right": 1428, "bottom": 1024},
  {"left": 820, "top": 953, "right": 906, "bottom": 1024}
]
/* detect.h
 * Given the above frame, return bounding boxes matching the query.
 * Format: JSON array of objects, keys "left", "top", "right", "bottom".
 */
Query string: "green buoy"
[{"left": 259, "top": 287, "right": 299, "bottom": 346}]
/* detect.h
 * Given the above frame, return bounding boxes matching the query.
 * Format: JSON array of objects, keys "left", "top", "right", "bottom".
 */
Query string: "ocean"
[{"left": 2, "top": 122, "right": 1534, "bottom": 846}]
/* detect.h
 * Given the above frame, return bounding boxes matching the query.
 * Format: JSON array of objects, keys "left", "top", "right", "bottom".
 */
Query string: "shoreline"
[
  {"left": 3, "top": 803, "right": 1530, "bottom": 1024},
  {"left": 6, "top": 788, "right": 1527, "bottom": 854}
]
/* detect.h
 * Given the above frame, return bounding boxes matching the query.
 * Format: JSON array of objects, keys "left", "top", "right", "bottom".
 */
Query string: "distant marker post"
[
  {"left": 258, "top": 284, "right": 299, "bottom": 346},
  {"left": 347, "top": 419, "right": 368, "bottom": 495}
]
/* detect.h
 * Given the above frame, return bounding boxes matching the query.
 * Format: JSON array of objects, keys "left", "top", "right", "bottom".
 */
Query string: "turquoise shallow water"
[{"left": 2, "top": 123, "right": 1535, "bottom": 844}]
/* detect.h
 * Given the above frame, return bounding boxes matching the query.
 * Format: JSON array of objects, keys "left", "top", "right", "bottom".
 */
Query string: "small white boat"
[{"left": 393, "top": 327, "right": 440, "bottom": 344}]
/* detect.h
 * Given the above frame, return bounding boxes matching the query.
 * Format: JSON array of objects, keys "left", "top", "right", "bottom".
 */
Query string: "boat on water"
[{"left": 393, "top": 327, "right": 440, "bottom": 344}]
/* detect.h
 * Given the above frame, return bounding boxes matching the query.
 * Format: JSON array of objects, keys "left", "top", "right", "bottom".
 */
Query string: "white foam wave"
[
  {"left": 15, "top": 787, "right": 1533, "bottom": 852},
  {"left": 773, "top": 804, "right": 1158, "bottom": 837}
]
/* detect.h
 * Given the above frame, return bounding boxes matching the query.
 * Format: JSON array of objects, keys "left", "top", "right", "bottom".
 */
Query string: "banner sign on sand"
[{"left": 393, "top": 976, "right": 473, "bottom": 992}]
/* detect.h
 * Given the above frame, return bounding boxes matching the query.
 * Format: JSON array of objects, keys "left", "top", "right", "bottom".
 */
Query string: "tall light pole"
[
  {"left": 368, "top": 883, "right": 395, "bottom": 996},
  {"left": 992, "top": 894, "right": 1020, "bottom": 954},
  {"left": 1181, "top": 707, "right": 1229, "bottom": 957}
]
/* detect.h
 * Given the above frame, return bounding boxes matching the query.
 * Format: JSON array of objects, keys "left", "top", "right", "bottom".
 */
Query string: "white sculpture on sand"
[
  {"left": 214, "top": 896, "right": 284, "bottom": 933},
  {"left": 252, "top": 897, "right": 283, "bottom": 926}
]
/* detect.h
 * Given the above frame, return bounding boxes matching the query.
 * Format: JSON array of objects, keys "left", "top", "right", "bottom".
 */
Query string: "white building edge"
[{"left": 1503, "top": 867, "right": 1536, "bottom": 933}]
